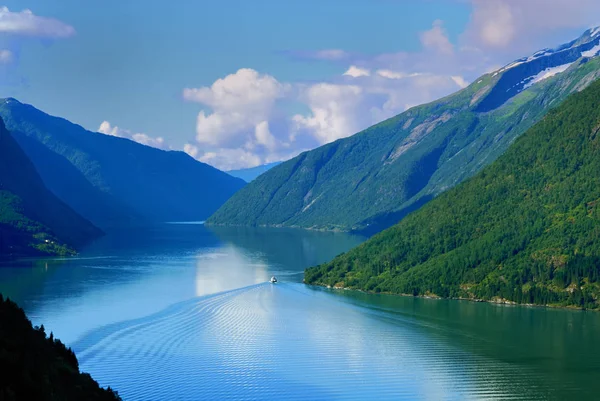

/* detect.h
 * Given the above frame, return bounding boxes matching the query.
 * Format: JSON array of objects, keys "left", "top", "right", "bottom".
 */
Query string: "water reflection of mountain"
[
  {"left": 0, "top": 224, "right": 222, "bottom": 314},
  {"left": 84, "top": 223, "right": 221, "bottom": 256},
  {"left": 0, "top": 258, "right": 63, "bottom": 307},
  {"left": 207, "top": 226, "right": 366, "bottom": 276}
]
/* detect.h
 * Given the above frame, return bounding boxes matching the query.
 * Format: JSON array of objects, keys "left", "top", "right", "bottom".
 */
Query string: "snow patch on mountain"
[
  {"left": 523, "top": 63, "right": 574, "bottom": 90},
  {"left": 477, "top": 26, "right": 600, "bottom": 112},
  {"left": 582, "top": 43, "right": 600, "bottom": 58},
  {"left": 494, "top": 27, "right": 600, "bottom": 78}
]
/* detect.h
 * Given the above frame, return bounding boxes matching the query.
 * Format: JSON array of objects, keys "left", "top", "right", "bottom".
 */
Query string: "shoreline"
[
  {"left": 306, "top": 282, "right": 597, "bottom": 312},
  {"left": 204, "top": 222, "right": 362, "bottom": 234}
]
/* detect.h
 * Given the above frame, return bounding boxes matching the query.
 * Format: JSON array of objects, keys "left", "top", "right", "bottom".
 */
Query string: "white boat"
[{"left": 270, "top": 276, "right": 278, "bottom": 284}]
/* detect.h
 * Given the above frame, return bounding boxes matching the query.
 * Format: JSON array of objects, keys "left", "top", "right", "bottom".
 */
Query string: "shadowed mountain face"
[
  {"left": 208, "top": 28, "right": 600, "bottom": 234},
  {"left": 0, "top": 117, "right": 102, "bottom": 257},
  {"left": 0, "top": 99, "right": 246, "bottom": 229},
  {"left": 305, "top": 77, "right": 600, "bottom": 310}
]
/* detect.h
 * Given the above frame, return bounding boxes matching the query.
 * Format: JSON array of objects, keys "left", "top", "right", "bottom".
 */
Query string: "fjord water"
[{"left": 0, "top": 225, "right": 599, "bottom": 400}]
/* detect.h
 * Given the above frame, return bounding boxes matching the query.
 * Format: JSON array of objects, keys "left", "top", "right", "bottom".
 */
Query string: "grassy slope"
[
  {"left": 305, "top": 78, "right": 600, "bottom": 310},
  {"left": 208, "top": 58, "right": 600, "bottom": 233}
]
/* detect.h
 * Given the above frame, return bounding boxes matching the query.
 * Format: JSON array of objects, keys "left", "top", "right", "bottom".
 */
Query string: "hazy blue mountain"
[
  {"left": 0, "top": 99, "right": 246, "bottom": 229},
  {"left": 0, "top": 117, "right": 102, "bottom": 257},
  {"left": 208, "top": 28, "right": 600, "bottom": 234},
  {"left": 306, "top": 76, "right": 600, "bottom": 310},
  {"left": 227, "top": 162, "right": 283, "bottom": 182}
]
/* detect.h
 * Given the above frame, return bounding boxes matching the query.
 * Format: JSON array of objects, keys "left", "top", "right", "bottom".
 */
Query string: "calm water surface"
[{"left": 0, "top": 224, "right": 599, "bottom": 400}]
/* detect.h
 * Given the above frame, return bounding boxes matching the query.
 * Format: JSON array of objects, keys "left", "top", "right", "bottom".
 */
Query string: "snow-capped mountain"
[{"left": 476, "top": 27, "right": 600, "bottom": 112}]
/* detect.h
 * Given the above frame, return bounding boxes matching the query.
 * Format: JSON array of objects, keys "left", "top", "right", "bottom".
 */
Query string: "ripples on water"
[
  {"left": 73, "top": 283, "right": 554, "bottom": 401},
  {"left": 1, "top": 225, "right": 599, "bottom": 400}
]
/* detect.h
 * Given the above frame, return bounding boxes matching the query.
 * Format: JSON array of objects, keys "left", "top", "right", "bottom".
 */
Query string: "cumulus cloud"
[
  {"left": 183, "top": 68, "right": 289, "bottom": 147},
  {"left": 181, "top": 68, "right": 306, "bottom": 169},
  {"left": 197, "top": 148, "right": 263, "bottom": 172},
  {"left": 0, "top": 7, "right": 74, "bottom": 70},
  {"left": 183, "top": 1, "right": 600, "bottom": 170},
  {"left": 0, "top": 6, "right": 75, "bottom": 38},
  {"left": 254, "top": 121, "right": 277, "bottom": 151},
  {"left": 293, "top": 83, "right": 365, "bottom": 144},
  {"left": 464, "top": 0, "right": 600, "bottom": 52},
  {"left": 183, "top": 143, "right": 199, "bottom": 158},
  {"left": 98, "top": 121, "right": 168, "bottom": 150},
  {"left": 420, "top": 20, "right": 454, "bottom": 55},
  {"left": 343, "top": 66, "right": 370, "bottom": 78}
]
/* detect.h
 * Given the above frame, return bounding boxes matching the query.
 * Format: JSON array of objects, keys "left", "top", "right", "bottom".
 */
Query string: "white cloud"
[
  {"left": 368, "top": 73, "right": 468, "bottom": 121},
  {"left": 184, "top": 143, "right": 199, "bottom": 158},
  {"left": 0, "top": 49, "right": 13, "bottom": 64},
  {"left": 98, "top": 121, "right": 168, "bottom": 150},
  {"left": 0, "top": 7, "right": 75, "bottom": 38},
  {"left": 420, "top": 20, "right": 454, "bottom": 55},
  {"left": 292, "top": 83, "right": 365, "bottom": 144},
  {"left": 464, "top": 0, "right": 600, "bottom": 51},
  {"left": 199, "top": 148, "right": 263, "bottom": 171},
  {"left": 376, "top": 70, "right": 423, "bottom": 79},
  {"left": 467, "top": 1, "right": 514, "bottom": 48},
  {"left": 98, "top": 121, "right": 119, "bottom": 136},
  {"left": 451, "top": 75, "right": 469, "bottom": 88},
  {"left": 182, "top": 1, "right": 600, "bottom": 170},
  {"left": 131, "top": 133, "right": 166, "bottom": 149},
  {"left": 183, "top": 68, "right": 288, "bottom": 147},
  {"left": 343, "top": 65, "right": 370, "bottom": 78},
  {"left": 254, "top": 121, "right": 277, "bottom": 151},
  {"left": 183, "top": 69, "right": 308, "bottom": 169}
]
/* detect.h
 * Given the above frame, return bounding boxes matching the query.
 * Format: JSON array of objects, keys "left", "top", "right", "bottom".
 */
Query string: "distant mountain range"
[
  {"left": 208, "top": 28, "right": 600, "bottom": 234},
  {"left": 0, "top": 117, "right": 102, "bottom": 257},
  {"left": 0, "top": 99, "right": 246, "bottom": 230},
  {"left": 227, "top": 162, "right": 282, "bottom": 182},
  {"left": 305, "top": 74, "right": 600, "bottom": 310}
]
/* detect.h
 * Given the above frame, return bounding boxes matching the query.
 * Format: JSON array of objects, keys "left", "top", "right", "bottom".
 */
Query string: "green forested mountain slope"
[
  {"left": 0, "top": 295, "right": 121, "bottom": 400},
  {"left": 0, "top": 99, "right": 246, "bottom": 229},
  {"left": 208, "top": 31, "right": 600, "bottom": 234},
  {"left": 305, "top": 78, "right": 600, "bottom": 310},
  {"left": 0, "top": 117, "right": 101, "bottom": 257}
]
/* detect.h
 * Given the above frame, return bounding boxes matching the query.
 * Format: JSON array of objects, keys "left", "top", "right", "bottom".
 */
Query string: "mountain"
[
  {"left": 0, "top": 295, "right": 121, "bottom": 400},
  {"left": 226, "top": 161, "right": 283, "bottom": 182},
  {"left": 0, "top": 117, "right": 102, "bottom": 257},
  {"left": 208, "top": 28, "right": 600, "bottom": 234},
  {"left": 305, "top": 77, "right": 600, "bottom": 310},
  {"left": 0, "top": 99, "right": 246, "bottom": 229}
]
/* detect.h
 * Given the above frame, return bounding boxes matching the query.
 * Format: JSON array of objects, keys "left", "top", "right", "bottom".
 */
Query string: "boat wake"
[{"left": 73, "top": 283, "right": 550, "bottom": 400}]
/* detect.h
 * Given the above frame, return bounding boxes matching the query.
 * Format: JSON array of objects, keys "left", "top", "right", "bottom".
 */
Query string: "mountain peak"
[
  {"left": 1, "top": 97, "right": 20, "bottom": 105},
  {"left": 475, "top": 27, "right": 600, "bottom": 112}
]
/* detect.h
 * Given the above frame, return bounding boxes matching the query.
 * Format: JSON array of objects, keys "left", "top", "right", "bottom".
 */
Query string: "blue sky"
[{"left": 1, "top": 0, "right": 599, "bottom": 169}]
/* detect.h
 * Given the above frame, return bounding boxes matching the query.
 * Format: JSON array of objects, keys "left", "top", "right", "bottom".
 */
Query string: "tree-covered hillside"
[
  {"left": 208, "top": 29, "right": 600, "bottom": 234},
  {"left": 0, "top": 117, "right": 102, "bottom": 257},
  {"left": 305, "top": 78, "right": 600, "bottom": 310},
  {"left": 0, "top": 295, "right": 121, "bottom": 400}
]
